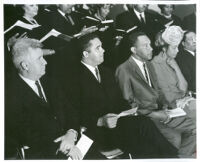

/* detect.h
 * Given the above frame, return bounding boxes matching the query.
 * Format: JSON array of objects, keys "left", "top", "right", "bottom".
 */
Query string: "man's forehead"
[
  {"left": 186, "top": 32, "right": 196, "bottom": 38},
  {"left": 28, "top": 47, "right": 43, "bottom": 56},
  {"left": 137, "top": 35, "right": 150, "bottom": 43},
  {"left": 89, "top": 38, "right": 101, "bottom": 47}
]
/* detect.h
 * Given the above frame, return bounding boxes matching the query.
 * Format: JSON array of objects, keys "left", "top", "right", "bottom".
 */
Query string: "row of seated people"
[
  {"left": 5, "top": 26, "right": 196, "bottom": 159},
  {"left": 4, "top": 4, "right": 196, "bottom": 108},
  {"left": 5, "top": 3, "right": 196, "bottom": 160}
]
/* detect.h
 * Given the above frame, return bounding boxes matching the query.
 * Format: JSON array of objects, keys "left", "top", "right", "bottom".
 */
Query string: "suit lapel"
[
  {"left": 128, "top": 57, "right": 147, "bottom": 82},
  {"left": 129, "top": 10, "right": 141, "bottom": 25},
  {"left": 81, "top": 63, "right": 101, "bottom": 84}
]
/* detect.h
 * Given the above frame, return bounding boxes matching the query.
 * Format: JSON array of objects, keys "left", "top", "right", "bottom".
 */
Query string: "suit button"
[{"left": 54, "top": 116, "right": 57, "bottom": 120}]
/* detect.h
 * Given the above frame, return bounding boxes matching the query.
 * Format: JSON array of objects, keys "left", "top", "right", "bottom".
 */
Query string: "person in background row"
[
  {"left": 92, "top": 4, "right": 117, "bottom": 70},
  {"left": 176, "top": 31, "right": 196, "bottom": 92},
  {"left": 116, "top": 4, "right": 159, "bottom": 41},
  {"left": 157, "top": 5, "right": 182, "bottom": 30}
]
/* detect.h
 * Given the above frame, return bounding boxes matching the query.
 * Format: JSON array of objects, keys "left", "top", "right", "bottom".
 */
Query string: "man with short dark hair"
[
  {"left": 5, "top": 38, "right": 82, "bottom": 159},
  {"left": 176, "top": 31, "right": 196, "bottom": 92},
  {"left": 115, "top": 32, "right": 196, "bottom": 158},
  {"left": 76, "top": 33, "right": 178, "bottom": 159}
]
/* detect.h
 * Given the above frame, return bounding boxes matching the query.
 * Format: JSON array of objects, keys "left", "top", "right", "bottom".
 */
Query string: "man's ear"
[
  {"left": 83, "top": 51, "right": 89, "bottom": 58},
  {"left": 130, "top": 46, "right": 136, "bottom": 54},
  {"left": 182, "top": 41, "right": 185, "bottom": 47},
  {"left": 20, "top": 61, "right": 28, "bottom": 71}
]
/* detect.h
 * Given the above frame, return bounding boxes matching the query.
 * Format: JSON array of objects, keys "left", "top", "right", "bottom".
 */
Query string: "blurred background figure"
[
  {"left": 157, "top": 5, "right": 182, "bottom": 30},
  {"left": 182, "top": 5, "right": 196, "bottom": 32}
]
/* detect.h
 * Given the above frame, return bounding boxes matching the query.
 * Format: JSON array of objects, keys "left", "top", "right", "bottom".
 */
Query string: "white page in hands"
[
  {"left": 165, "top": 108, "right": 186, "bottom": 118},
  {"left": 117, "top": 107, "right": 138, "bottom": 118},
  {"left": 39, "top": 29, "right": 61, "bottom": 42},
  {"left": 4, "top": 20, "right": 39, "bottom": 34},
  {"left": 101, "top": 20, "right": 114, "bottom": 24},
  {"left": 68, "top": 134, "right": 93, "bottom": 160}
]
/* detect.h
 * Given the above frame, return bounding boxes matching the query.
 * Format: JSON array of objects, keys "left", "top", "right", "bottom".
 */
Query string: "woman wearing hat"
[{"left": 150, "top": 26, "right": 195, "bottom": 121}]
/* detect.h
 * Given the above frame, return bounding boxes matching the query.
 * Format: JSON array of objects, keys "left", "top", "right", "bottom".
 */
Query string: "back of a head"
[{"left": 11, "top": 38, "right": 43, "bottom": 70}]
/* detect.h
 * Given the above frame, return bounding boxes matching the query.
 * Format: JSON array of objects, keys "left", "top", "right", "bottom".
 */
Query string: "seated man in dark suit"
[
  {"left": 75, "top": 33, "right": 178, "bottom": 159},
  {"left": 5, "top": 38, "right": 82, "bottom": 159},
  {"left": 176, "top": 31, "right": 196, "bottom": 92},
  {"left": 115, "top": 32, "right": 196, "bottom": 158}
]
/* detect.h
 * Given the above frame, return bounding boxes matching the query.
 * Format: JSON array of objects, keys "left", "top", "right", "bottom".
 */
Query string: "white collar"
[
  {"left": 162, "top": 14, "right": 172, "bottom": 19},
  {"left": 185, "top": 49, "right": 195, "bottom": 56},
  {"left": 58, "top": 9, "right": 66, "bottom": 17},
  {"left": 131, "top": 56, "right": 152, "bottom": 87},
  {"left": 19, "top": 74, "right": 36, "bottom": 87},
  {"left": 23, "top": 16, "right": 39, "bottom": 25},
  {"left": 19, "top": 74, "right": 47, "bottom": 101},
  {"left": 81, "top": 61, "right": 99, "bottom": 80},
  {"left": 133, "top": 8, "right": 145, "bottom": 19},
  {"left": 131, "top": 56, "right": 144, "bottom": 67}
]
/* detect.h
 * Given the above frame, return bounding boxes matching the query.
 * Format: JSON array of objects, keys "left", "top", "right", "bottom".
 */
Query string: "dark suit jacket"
[
  {"left": 115, "top": 56, "right": 162, "bottom": 115},
  {"left": 42, "top": 9, "right": 79, "bottom": 35},
  {"left": 78, "top": 63, "right": 130, "bottom": 143},
  {"left": 156, "top": 14, "right": 182, "bottom": 31},
  {"left": 5, "top": 74, "right": 79, "bottom": 159},
  {"left": 182, "top": 13, "right": 196, "bottom": 32},
  {"left": 115, "top": 10, "right": 159, "bottom": 40},
  {"left": 176, "top": 49, "right": 196, "bottom": 92}
]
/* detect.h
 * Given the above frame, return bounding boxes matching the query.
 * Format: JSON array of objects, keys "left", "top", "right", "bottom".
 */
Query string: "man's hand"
[
  {"left": 97, "top": 113, "right": 118, "bottom": 128},
  {"left": 114, "top": 35, "right": 123, "bottom": 46},
  {"left": 68, "top": 146, "right": 83, "bottom": 160},
  {"left": 54, "top": 130, "right": 77, "bottom": 155},
  {"left": 148, "top": 110, "right": 168, "bottom": 122},
  {"left": 99, "top": 26, "right": 109, "bottom": 32},
  {"left": 80, "top": 26, "right": 98, "bottom": 36},
  {"left": 7, "top": 32, "right": 27, "bottom": 51}
]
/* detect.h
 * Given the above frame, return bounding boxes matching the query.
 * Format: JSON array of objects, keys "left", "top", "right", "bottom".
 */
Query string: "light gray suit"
[{"left": 115, "top": 56, "right": 196, "bottom": 157}]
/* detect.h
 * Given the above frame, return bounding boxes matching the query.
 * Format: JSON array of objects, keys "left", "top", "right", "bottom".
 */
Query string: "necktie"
[
  {"left": 65, "top": 14, "right": 75, "bottom": 26},
  {"left": 35, "top": 81, "right": 46, "bottom": 102},
  {"left": 143, "top": 63, "right": 151, "bottom": 86},
  {"left": 95, "top": 67, "right": 101, "bottom": 83},
  {"left": 140, "top": 14, "right": 145, "bottom": 25}
]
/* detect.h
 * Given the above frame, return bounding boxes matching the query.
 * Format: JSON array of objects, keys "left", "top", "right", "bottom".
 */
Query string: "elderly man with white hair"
[{"left": 5, "top": 38, "right": 82, "bottom": 159}]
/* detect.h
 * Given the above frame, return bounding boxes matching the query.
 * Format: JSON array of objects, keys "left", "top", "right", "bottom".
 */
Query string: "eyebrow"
[{"left": 96, "top": 44, "right": 101, "bottom": 48}]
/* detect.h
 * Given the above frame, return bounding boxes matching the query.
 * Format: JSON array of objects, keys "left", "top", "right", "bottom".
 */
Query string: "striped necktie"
[
  {"left": 95, "top": 67, "right": 101, "bottom": 83},
  {"left": 35, "top": 80, "right": 46, "bottom": 102}
]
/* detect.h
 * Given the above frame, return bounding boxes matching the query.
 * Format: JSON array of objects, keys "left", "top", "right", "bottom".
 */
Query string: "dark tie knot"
[{"left": 35, "top": 80, "right": 46, "bottom": 102}]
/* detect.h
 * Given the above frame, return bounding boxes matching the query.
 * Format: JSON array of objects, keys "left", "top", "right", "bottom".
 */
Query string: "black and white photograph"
[{"left": 2, "top": 0, "right": 198, "bottom": 161}]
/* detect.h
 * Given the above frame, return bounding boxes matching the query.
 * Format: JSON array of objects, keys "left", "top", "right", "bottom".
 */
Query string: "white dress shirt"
[
  {"left": 131, "top": 56, "right": 152, "bottom": 87},
  {"left": 57, "top": 9, "right": 66, "bottom": 17},
  {"left": 185, "top": 49, "right": 195, "bottom": 56},
  {"left": 19, "top": 74, "right": 47, "bottom": 101},
  {"left": 81, "top": 61, "right": 100, "bottom": 81},
  {"left": 23, "top": 16, "right": 40, "bottom": 26},
  {"left": 133, "top": 9, "right": 146, "bottom": 23}
]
